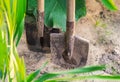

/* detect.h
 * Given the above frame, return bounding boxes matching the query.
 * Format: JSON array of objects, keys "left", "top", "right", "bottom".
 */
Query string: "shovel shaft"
[
  {"left": 38, "top": 0, "right": 44, "bottom": 12},
  {"left": 67, "top": 0, "right": 75, "bottom": 22},
  {"left": 66, "top": 0, "right": 75, "bottom": 55},
  {"left": 37, "top": 0, "right": 44, "bottom": 37}
]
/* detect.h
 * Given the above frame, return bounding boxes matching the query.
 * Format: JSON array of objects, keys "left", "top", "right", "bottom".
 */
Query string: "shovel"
[
  {"left": 50, "top": 0, "right": 89, "bottom": 68},
  {"left": 25, "top": 0, "right": 45, "bottom": 52},
  {"left": 26, "top": 0, "right": 60, "bottom": 52}
]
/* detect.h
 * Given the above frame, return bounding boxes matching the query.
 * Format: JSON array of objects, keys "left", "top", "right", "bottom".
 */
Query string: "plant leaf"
[
  {"left": 27, "top": 61, "right": 48, "bottom": 82},
  {"left": 27, "top": 0, "right": 86, "bottom": 31},
  {"left": 45, "top": 0, "right": 66, "bottom": 31},
  {"left": 0, "top": 23, "right": 8, "bottom": 79},
  {"left": 35, "top": 65, "right": 105, "bottom": 82},
  {"left": 0, "top": 9, "right": 4, "bottom": 26},
  {"left": 26, "top": 0, "right": 37, "bottom": 16},
  {"left": 35, "top": 73, "right": 59, "bottom": 82},
  {"left": 52, "top": 65, "right": 105, "bottom": 75},
  {"left": 76, "top": 0, "right": 86, "bottom": 21},
  {"left": 0, "top": 0, "right": 27, "bottom": 81},
  {"left": 14, "top": 0, "right": 26, "bottom": 46},
  {"left": 15, "top": 19, "right": 24, "bottom": 46},
  {"left": 45, "top": 75, "right": 120, "bottom": 82},
  {"left": 101, "top": 0, "right": 118, "bottom": 11},
  {"left": 45, "top": 0, "right": 86, "bottom": 31}
]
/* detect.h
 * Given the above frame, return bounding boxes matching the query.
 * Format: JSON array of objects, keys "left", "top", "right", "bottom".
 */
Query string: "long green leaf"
[
  {"left": 101, "top": 0, "right": 118, "bottom": 11},
  {"left": 76, "top": 0, "right": 86, "bottom": 21},
  {"left": 26, "top": 0, "right": 37, "bottom": 16},
  {"left": 27, "top": 61, "right": 48, "bottom": 82},
  {"left": 14, "top": 0, "right": 26, "bottom": 46},
  {"left": 0, "top": 0, "right": 27, "bottom": 81},
  {"left": 27, "top": 0, "right": 86, "bottom": 31},
  {"left": 13, "top": 47, "right": 27, "bottom": 82},
  {"left": 35, "top": 65, "right": 105, "bottom": 82},
  {"left": 0, "top": 1, "right": 8, "bottom": 81},
  {"left": 45, "top": 0, "right": 86, "bottom": 31},
  {"left": 45, "top": 75, "right": 120, "bottom": 82},
  {"left": 15, "top": 19, "right": 25, "bottom": 46},
  {"left": 52, "top": 65, "right": 105, "bottom": 75},
  {"left": 0, "top": 21, "right": 8, "bottom": 80},
  {"left": 0, "top": 30, "right": 7, "bottom": 79},
  {"left": 35, "top": 73, "right": 59, "bottom": 82},
  {"left": 0, "top": 9, "right": 4, "bottom": 26},
  {"left": 45, "top": 0, "right": 66, "bottom": 31}
]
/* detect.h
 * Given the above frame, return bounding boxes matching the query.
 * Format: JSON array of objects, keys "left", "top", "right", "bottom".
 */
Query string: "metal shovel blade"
[
  {"left": 50, "top": 33, "right": 89, "bottom": 68},
  {"left": 70, "top": 35, "right": 89, "bottom": 67},
  {"left": 50, "top": 33, "right": 66, "bottom": 65}
]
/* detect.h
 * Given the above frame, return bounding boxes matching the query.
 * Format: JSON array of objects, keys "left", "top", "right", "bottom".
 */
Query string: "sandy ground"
[{"left": 17, "top": 0, "right": 120, "bottom": 82}]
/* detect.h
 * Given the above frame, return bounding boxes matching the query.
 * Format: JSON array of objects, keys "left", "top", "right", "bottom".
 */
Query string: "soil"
[{"left": 17, "top": 0, "right": 120, "bottom": 81}]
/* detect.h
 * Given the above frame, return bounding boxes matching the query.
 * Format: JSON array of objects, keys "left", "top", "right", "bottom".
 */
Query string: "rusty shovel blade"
[
  {"left": 70, "top": 35, "right": 89, "bottom": 67},
  {"left": 50, "top": 33, "right": 89, "bottom": 68}
]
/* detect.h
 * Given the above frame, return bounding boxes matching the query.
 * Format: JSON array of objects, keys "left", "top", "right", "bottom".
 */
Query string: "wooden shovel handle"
[
  {"left": 38, "top": 0, "right": 44, "bottom": 12},
  {"left": 37, "top": 0, "right": 44, "bottom": 37},
  {"left": 66, "top": 0, "right": 75, "bottom": 36},
  {"left": 67, "top": 0, "right": 75, "bottom": 22},
  {"left": 66, "top": 0, "right": 75, "bottom": 56}
]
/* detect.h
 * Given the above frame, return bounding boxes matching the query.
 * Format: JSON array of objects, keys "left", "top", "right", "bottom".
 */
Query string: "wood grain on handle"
[
  {"left": 38, "top": 0, "right": 44, "bottom": 12},
  {"left": 67, "top": 0, "right": 75, "bottom": 22},
  {"left": 66, "top": 0, "right": 76, "bottom": 57}
]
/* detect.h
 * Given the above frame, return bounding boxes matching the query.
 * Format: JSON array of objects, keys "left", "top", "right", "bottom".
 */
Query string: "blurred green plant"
[
  {"left": 0, "top": 0, "right": 27, "bottom": 81},
  {"left": 101, "top": 0, "right": 118, "bottom": 11}
]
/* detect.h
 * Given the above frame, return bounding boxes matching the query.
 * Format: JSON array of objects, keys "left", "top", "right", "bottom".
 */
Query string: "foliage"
[
  {"left": 101, "top": 0, "right": 118, "bottom": 11},
  {"left": 0, "top": 10, "right": 8, "bottom": 80},
  {"left": 26, "top": 0, "right": 37, "bottom": 16},
  {"left": 0, "top": 0, "right": 27, "bottom": 81},
  {"left": 27, "top": 0, "right": 86, "bottom": 31},
  {"left": 27, "top": 0, "right": 117, "bottom": 31}
]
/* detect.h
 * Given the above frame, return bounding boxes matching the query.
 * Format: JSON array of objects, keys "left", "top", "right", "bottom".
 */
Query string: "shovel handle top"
[
  {"left": 67, "top": 0, "right": 75, "bottom": 22},
  {"left": 38, "top": 0, "right": 44, "bottom": 12}
]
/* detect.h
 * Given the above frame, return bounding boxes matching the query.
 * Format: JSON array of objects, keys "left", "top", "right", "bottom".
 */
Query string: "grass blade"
[
  {"left": 27, "top": 61, "right": 48, "bottom": 82},
  {"left": 35, "top": 73, "right": 59, "bottom": 82},
  {"left": 15, "top": 19, "right": 24, "bottom": 46},
  {"left": 45, "top": 75, "right": 120, "bottom": 82},
  {"left": 52, "top": 65, "right": 105, "bottom": 75},
  {"left": 14, "top": 0, "right": 26, "bottom": 46},
  {"left": 101, "top": 0, "right": 118, "bottom": 11},
  {"left": 35, "top": 65, "right": 105, "bottom": 82}
]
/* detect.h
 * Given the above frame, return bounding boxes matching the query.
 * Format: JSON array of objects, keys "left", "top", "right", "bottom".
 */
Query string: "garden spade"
[
  {"left": 25, "top": 0, "right": 44, "bottom": 52},
  {"left": 26, "top": 0, "right": 52, "bottom": 52},
  {"left": 50, "top": 0, "right": 89, "bottom": 68},
  {"left": 26, "top": 0, "right": 61, "bottom": 52}
]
